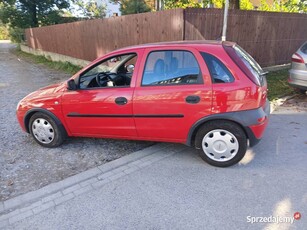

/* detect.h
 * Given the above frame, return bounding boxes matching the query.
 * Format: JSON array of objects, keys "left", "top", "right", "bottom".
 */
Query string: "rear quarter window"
[{"left": 201, "top": 53, "right": 234, "bottom": 83}]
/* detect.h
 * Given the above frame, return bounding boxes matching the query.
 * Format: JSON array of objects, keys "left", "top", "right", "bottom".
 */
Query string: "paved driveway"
[{"left": 4, "top": 103, "right": 307, "bottom": 230}]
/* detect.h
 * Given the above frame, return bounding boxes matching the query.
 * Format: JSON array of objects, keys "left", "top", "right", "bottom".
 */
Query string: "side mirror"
[
  {"left": 67, "top": 79, "right": 77, "bottom": 90},
  {"left": 126, "top": 64, "right": 135, "bottom": 73}
]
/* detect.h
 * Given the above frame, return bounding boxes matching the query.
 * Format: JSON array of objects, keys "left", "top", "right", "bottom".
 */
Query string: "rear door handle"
[
  {"left": 115, "top": 97, "right": 128, "bottom": 105},
  {"left": 185, "top": 95, "right": 200, "bottom": 104}
]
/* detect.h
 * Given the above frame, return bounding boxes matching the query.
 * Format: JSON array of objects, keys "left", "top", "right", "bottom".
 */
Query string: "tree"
[
  {"left": 258, "top": 0, "right": 307, "bottom": 12},
  {"left": 229, "top": 0, "right": 240, "bottom": 9},
  {"left": 0, "top": 0, "right": 70, "bottom": 28},
  {"left": 0, "top": 21, "right": 9, "bottom": 39},
  {"left": 239, "top": 0, "right": 254, "bottom": 9},
  {"left": 73, "top": 0, "right": 107, "bottom": 18},
  {"left": 164, "top": 0, "right": 201, "bottom": 9},
  {"left": 258, "top": 0, "right": 271, "bottom": 10},
  {"left": 110, "top": 0, "right": 152, "bottom": 15}
]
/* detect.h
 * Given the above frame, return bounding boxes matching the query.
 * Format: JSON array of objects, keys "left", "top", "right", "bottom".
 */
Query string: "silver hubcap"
[
  {"left": 32, "top": 118, "right": 55, "bottom": 144},
  {"left": 202, "top": 129, "right": 239, "bottom": 162}
]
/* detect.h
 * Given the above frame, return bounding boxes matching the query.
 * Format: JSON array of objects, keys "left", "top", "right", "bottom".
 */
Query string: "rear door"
[{"left": 133, "top": 47, "right": 212, "bottom": 142}]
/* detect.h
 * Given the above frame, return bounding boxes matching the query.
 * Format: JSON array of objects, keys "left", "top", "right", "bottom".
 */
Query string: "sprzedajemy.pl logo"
[{"left": 247, "top": 212, "right": 301, "bottom": 224}]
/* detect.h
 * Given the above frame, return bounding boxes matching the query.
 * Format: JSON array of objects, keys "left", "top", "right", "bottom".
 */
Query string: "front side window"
[
  {"left": 79, "top": 53, "right": 137, "bottom": 89},
  {"left": 142, "top": 50, "right": 202, "bottom": 86},
  {"left": 201, "top": 53, "right": 234, "bottom": 83}
]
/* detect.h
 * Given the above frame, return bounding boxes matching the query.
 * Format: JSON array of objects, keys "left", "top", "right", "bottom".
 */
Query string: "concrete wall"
[{"left": 20, "top": 44, "right": 90, "bottom": 68}]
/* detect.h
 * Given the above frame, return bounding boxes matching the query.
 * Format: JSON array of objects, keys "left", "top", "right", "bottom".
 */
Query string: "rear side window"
[
  {"left": 301, "top": 42, "right": 307, "bottom": 54},
  {"left": 142, "top": 50, "right": 203, "bottom": 86},
  {"left": 201, "top": 53, "right": 234, "bottom": 83}
]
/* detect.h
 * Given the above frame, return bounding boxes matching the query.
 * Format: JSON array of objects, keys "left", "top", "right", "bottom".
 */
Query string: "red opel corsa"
[{"left": 16, "top": 41, "right": 270, "bottom": 167}]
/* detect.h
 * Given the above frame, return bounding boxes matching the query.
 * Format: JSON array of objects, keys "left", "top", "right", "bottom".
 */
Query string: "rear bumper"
[
  {"left": 247, "top": 99, "right": 270, "bottom": 146},
  {"left": 288, "top": 81, "right": 307, "bottom": 90},
  {"left": 289, "top": 69, "right": 307, "bottom": 89}
]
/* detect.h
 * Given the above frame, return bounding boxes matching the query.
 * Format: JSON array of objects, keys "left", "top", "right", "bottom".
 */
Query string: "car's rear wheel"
[
  {"left": 195, "top": 121, "right": 247, "bottom": 167},
  {"left": 29, "top": 112, "right": 65, "bottom": 147}
]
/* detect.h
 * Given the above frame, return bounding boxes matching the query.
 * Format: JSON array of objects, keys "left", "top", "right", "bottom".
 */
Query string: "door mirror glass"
[{"left": 67, "top": 79, "right": 77, "bottom": 90}]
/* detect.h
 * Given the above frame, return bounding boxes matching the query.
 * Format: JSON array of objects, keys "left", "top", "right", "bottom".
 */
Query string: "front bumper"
[{"left": 16, "top": 109, "right": 27, "bottom": 132}]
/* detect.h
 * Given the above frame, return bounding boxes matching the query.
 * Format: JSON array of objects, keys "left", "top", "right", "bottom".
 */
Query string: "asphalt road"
[
  {"left": 6, "top": 83, "right": 307, "bottom": 229},
  {"left": 0, "top": 41, "right": 151, "bottom": 201}
]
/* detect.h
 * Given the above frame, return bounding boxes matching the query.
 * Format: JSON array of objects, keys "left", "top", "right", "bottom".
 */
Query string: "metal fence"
[{"left": 25, "top": 8, "right": 307, "bottom": 67}]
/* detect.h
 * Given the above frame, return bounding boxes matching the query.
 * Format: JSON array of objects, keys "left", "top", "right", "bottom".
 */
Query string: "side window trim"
[
  {"left": 141, "top": 50, "right": 203, "bottom": 87},
  {"left": 201, "top": 52, "right": 235, "bottom": 84}
]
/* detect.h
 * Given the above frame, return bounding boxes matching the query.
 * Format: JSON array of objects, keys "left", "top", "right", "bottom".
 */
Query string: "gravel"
[
  {"left": 282, "top": 93, "right": 307, "bottom": 110},
  {"left": 0, "top": 41, "right": 152, "bottom": 201}
]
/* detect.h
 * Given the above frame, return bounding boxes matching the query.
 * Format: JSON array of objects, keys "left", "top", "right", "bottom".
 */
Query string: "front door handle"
[
  {"left": 115, "top": 97, "right": 128, "bottom": 105},
  {"left": 185, "top": 95, "right": 200, "bottom": 104}
]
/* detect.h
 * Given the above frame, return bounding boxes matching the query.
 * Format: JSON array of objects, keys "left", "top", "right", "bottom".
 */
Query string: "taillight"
[{"left": 292, "top": 53, "right": 304, "bottom": 63}]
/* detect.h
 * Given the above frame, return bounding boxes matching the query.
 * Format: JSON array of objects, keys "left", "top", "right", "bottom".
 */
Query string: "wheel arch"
[
  {"left": 24, "top": 108, "right": 67, "bottom": 135},
  {"left": 186, "top": 111, "right": 262, "bottom": 148}
]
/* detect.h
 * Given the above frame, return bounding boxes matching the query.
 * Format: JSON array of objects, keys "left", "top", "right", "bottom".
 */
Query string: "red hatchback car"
[{"left": 17, "top": 41, "right": 270, "bottom": 167}]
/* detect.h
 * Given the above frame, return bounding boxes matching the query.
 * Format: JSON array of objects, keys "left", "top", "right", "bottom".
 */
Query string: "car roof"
[{"left": 115, "top": 40, "right": 236, "bottom": 52}]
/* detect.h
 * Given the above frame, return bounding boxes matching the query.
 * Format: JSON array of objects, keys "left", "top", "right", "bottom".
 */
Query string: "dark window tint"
[
  {"left": 301, "top": 42, "right": 307, "bottom": 54},
  {"left": 201, "top": 53, "right": 234, "bottom": 83},
  {"left": 142, "top": 51, "right": 202, "bottom": 86}
]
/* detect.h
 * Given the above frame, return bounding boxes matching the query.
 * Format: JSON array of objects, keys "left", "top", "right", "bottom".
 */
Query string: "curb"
[
  {"left": 0, "top": 143, "right": 187, "bottom": 227},
  {"left": 263, "top": 64, "right": 290, "bottom": 72}
]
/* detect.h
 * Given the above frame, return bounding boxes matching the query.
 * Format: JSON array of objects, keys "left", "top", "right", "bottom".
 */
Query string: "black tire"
[
  {"left": 29, "top": 112, "right": 66, "bottom": 148},
  {"left": 195, "top": 121, "right": 247, "bottom": 167},
  {"left": 299, "top": 89, "right": 306, "bottom": 95}
]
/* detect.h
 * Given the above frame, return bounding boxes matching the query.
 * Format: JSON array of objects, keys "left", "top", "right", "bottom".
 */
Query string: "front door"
[{"left": 62, "top": 52, "right": 140, "bottom": 138}]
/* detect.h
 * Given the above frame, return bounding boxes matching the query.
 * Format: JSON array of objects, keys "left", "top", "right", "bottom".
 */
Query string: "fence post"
[
  {"left": 182, "top": 9, "right": 186, "bottom": 41},
  {"left": 222, "top": 0, "right": 229, "bottom": 41}
]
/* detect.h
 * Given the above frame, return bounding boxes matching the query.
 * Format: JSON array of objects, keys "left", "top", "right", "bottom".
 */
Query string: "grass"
[
  {"left": 12, "top": 47, "right": 295, "bottom": 101},
  {"left": 266, "top": 68, "right": 295, "bottom": 101},
  {"left": 14, "top": 48, "right": 82, "bottom": 75}
]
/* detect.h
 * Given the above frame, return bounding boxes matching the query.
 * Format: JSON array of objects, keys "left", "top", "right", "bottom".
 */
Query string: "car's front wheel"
[
  {"left": 195, "top": 121, "right": 247, "bottom": 167},
  {"left": 29, "top": 112, "right": 66, "bottom": 147}
]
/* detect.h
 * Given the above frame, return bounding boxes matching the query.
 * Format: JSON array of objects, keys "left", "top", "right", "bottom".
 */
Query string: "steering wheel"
[{"left": 96, "top": 73, "right": 113, "bottom": 87}]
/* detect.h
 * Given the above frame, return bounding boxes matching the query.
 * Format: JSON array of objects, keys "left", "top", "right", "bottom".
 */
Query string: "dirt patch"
[{"left": 282, "top": 93, "right": 307, "bottom": 110}]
